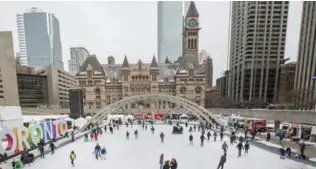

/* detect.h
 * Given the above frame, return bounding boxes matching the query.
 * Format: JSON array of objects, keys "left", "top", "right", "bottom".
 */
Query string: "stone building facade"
[{"left": 75, "top": 2, "right": 206, "bottom": 114}]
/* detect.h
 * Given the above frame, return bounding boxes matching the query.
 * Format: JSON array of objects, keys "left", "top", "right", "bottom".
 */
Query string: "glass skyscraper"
[
  {"left": 17, "top": 7, "right": 63, "bottom": 70},
  {"left": 158, "top": 1, "right": 189, "bottom": 64}
]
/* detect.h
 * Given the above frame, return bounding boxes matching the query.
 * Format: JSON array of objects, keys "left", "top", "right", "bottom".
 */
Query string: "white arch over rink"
[{"left": 80, "top": 94, "right": 224, "bottom": 131}]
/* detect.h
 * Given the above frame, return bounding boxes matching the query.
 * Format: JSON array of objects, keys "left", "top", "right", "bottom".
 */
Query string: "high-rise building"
[
  {"left": 17, "top": 7, "right": 63, "bottom": 69},
  {"left": 293, "top": 2, "right": 316, "bottom": 109},
  {"left": 68, "top": 47, "right": 89, "bottom": 75},
  {"left": 278, "top": 62, "right": 296, "bottom": 104},
  {"left": 228, "top": 1, "right": 289, "bottom": 104},
  {"left": 203, "top": 56, "right": 213, "bottom": 88},
  {"left": 158, "top": 1, "right": 187, "bottom": 63},
  {"left": 0, "top": 32, "right": 20, "bottom": 106}
]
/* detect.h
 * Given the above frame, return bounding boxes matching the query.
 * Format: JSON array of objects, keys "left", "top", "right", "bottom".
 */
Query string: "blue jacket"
[{"left": 159, "top": 155, "right": 164, "bottom": 164}]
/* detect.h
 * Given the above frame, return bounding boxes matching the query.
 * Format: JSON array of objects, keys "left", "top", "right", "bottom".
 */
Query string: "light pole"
[{"left": 312, "top": 76, "right": 316, "bottom": 110}]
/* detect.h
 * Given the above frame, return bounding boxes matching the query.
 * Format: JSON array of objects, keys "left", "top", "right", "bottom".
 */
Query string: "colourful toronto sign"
[{"left": 0, "top": 120, "right": 68, "bottom": 154}]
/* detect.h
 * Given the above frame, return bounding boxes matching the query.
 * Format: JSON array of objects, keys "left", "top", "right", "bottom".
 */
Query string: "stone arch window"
[
  {"left": 195, "top": 86, "right": 202, "bottom": 94},
  {"left": 180, "top": 86, "right": 187, "bottom": 95},
  {"left": 95, "top": 88, "right": 101, "bottom": 99}
]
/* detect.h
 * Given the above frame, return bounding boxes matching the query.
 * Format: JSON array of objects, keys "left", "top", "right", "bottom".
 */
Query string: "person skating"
[
  {"left": 236, "top": 142, "right": 244, "bottom": 157},
  {"left": 71, "top": 131, "right": 75, "bottom": 142},
  {"left": 299, "top": 142, "right": 306, "bottom": 159},
  {"left": 217, "top": 153, "right": 227, "bottom": 169},
  {"left": 151, "top": 126, "right": 155, "bottom": 134},
  {"left": 70, "top": 151, "right": 76, "bottom": 167},
  {"left": 100, "top": 147, "right": 107, "bottom": 160},
  {"left": 266, "top": 132, "right": 271, "bottom": 142},
  {"left": 134, "top": 130, "right": 139, "bottom": 139},
  {"left": 84, "top": 133, "right": 89, "bottom": 142},
  {"left": 159, "top": 154, "right": 164, "bottom": 169},
  {"left": 38, "top": 145, "right": 45, "bottom": 159},
  {"left": 49, "top": 142, "right": 56, "bottom": 155},
  {"left": 189, "top": 126, "right": 193, "bottom": 132},
  {"left": 109, "top": 126, "right": 113, "bottom": 134},
  {"left": 126, "top": 131, "right": 130, "bottom": 140},
  {"left": 170, "top": 158, "right": 178, "bottom": 169},
  {"left": 230, "top": 133, "right": 235, "bottom": 145},
  {"left": 160, "top": 132, "right": 165, "bottom": 143},
  {"left": 104, "top": 126, "right": 107, "bottom": 133},
  {"left": 193, "top": 125, "right": 196, "bottom": 132},
  {"left": 207, "top": 131, "right": 211, "bottom": 141},
  {"left": 200, "top": 135, "right": 205, "bottom": 147},
  {"left": 90, "top": 133, "right": 94, "bottom": 141},
  {"left": 95, "top": 143, "right": 101, "bottom": 154},
  {"left": 238, "top": 136, "right": 244, "bottom": 144},
  {"left": 244, "top": 127, "right": 248, "bottom": 138},
  {"left": 163, "top": 160, "right": 170, "bottom": 169},
  {"left": 189, "top": 134, "right": 193, "bottom": 145},
  {"left": 244, "top": 141, "right": 250, "bottom": 155},
  {"left": 185, "top": 122, "right": 188, "bottom": 128},
  {"left": 213, "top": 132, "right": 218, "bottom": 142},
  {"left": 280, "top": 147, "right": 285, "bottom": 159},
  {"left": 92, "top": 149, "right": 100, "bottom": 160},
  {"left": 222, "top": 141, "right": 228, "bottom": 154},
  {"left": 220, "top": 132, "right": 224, "bottom": 141},
  {"left": 286, "top": 147, "right": 291, "bottom": 158},
  {"left": 145, "top": 125, "right": 148, "bottom": 131}
]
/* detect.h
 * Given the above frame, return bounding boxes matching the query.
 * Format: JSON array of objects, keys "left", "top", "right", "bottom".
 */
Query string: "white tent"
[
  {"left": 64, "top": 117, "right": 75, "bottom": 122},
  {"left": 85, "top": 116, "right": 92, "bottom": 119},
  {"left": 74, "top": 117, "right": 87, "bottom": 128}
]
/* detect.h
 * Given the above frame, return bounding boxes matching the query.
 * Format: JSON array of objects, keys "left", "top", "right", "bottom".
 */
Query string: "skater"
[
  {"left": 200, "top": 135, "right": 205, "bottom": 147},
  {"left": 104, "top": 126, "right": 107, "bottom": 132},
  {"left": 189, "top": 134, "right": 194, "bottom": 145},
  {"left": 217, "top": 153, "right": 227, "bottom": 169},
  {"left": 145, "top": 125, "right": 148, "bottom": 131},
  {"left": 222, "top": 141, "right": 228, "bottom": 154},
  {"left": 185, "top": 122, "right": 188, "bottom": 127},
  {"left": 286, "top": 147, "right": 291, "bottom": 158},
  {"left": 94, "top": 132, "right": 99, "bottom": 141},
  {"left": 49, "top": 142, "right": 56, "bottom": 155},
  {"left": 159, "top": 154, "right": 164, "bottom": 169},
  {"left": 109, "top": 126, "right": 113, "bottom": 134},
  {"left": 220, "top": 132, "right": 224, "bottom": 141},
  {"left": 38, "top": 145, "right": 45, "bottom": 159},
  {"left": 280, "top": 146, "right": 285, "bottom": 159},
  {"left": 244, "top": 127, "right": 248, "bottom": 138},
  {"left": 193, "top": 125, "right": 196, "bottom": 131},
  {"left": 236, "top": 142, "right": 244, "bottom": 157},
  {"left": 93, "top": 149, "right": 100, "bottom": 160},
  {"left": 207, "top": 131, "right": 211, "bottom": 141},
  {"left": 266, "top": 132, "right": 271, "bottom": 142},
  {"left": 244, "top": 141, "right": 250, "bottom": 154},
  {"left": 213, "top": 131, "right": 218, "bottom": 142},
  {"left": 170, "top": 158, "right": 178, "bottom": 169},
  {"left": 126, "top": 131, "right": 130, "bottom": 140},
  {"left": 71, "top": 131, "right": 75, "bottom": 142},
  {"left": 160, "top": 132, "right": 165, "bottom": 143},
  {"left": 95, "top": 143, "right": 101, "bottom": 153},
  {"left": 238, "top": 136, "right": 244, "bottom": 144},
  {"left": 230, "top": 133, "right": 235, "bottom": 145},
  {"left": 189, "top": 126, "right": 193, "bottom": 132},
  {"left": 134, "top": 130, "right": 139, "bottom": 139},
  {"left": 151, "top": 126, "right": 155, "bottom": 134},
  {"left": 299, "top": 142, "right": 306, "bottom": 159},
  {"left": 100, "top": 147, "right": 107, "bottom": 160},
  {"left": 70, "top": 151, "right": 76, "bottom": 167},
  {"left": 84, "top": 133, "right": 89, "bottom": 142}
]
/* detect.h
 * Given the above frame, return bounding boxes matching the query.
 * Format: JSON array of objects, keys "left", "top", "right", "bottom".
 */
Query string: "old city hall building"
[{"left": 75, "top": 2, "right": 207, "bottom": 114}]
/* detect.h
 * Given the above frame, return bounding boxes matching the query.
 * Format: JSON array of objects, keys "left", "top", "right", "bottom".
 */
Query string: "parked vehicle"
[{"left": 245, "top": 118, "right": 267, "bottom": 132}]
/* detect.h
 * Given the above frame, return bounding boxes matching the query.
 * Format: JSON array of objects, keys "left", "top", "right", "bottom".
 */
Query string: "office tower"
[
  {"left": 158, "top": 1, "right": 186, "bottom": 63},
  {"left": 17, "top": 7, "right": 63, "bottom": 69},
  {"left": 69, "top": 88, "right": 85, "bottom": 119},
  {"left": 278, "top": 62, "right": 296, "bottom": 104},
  {"left": 68, "top": 47, "right": 89, "bottom": 75},
  {"left": 0, "top": 32, "right": 20, "bottom": 106},
  {"left": 228, "top": 1, "right": 289, "bottom": 104},
  {"left": 293, "top": 2, "right": 316, "bottom": 109}
]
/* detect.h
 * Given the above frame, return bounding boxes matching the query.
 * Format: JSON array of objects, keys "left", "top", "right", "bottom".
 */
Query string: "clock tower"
[{"left": 184, "top": 1, "right": 200, "bottom": 56}]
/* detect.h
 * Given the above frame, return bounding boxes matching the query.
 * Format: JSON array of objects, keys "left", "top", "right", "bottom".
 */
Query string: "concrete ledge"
[{"left": 208, "top": 108, "right": 316, "bottom": 124}]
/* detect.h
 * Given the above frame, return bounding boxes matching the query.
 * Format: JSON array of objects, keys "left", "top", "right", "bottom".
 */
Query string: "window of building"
[{"left": 124, "top": 75, "right": 128, "bottom": 81}]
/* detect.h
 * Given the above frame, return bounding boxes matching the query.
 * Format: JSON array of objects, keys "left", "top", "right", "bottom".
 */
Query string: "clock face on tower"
[{"left": 188, "top": 19, "right": 197, "bottom": 28}]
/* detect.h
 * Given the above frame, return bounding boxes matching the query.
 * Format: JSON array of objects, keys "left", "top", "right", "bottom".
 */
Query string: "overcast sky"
[{"left": 0, "top": 1, "right": 302, "bottom": 84}]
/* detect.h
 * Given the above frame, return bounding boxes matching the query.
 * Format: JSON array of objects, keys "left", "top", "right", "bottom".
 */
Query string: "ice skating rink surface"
[{"left": 27, "top": 125, "right": 315, "bottom": 169}]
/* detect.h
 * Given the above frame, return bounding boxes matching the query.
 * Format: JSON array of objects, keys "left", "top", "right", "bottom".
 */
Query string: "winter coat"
[
  {"left": 70, "top": 153, "right": 76, "bottom": 160},
  {"left": 92, "top": 150, "right": 99, "bottom": 156},
  {"left": 236, "top": 143, "right": 244, "bottom": 150},
  {"left": 101, "top": 148, "right": 107, "bottom": 155},
  {"left": 163, "top": 163, "right": 170, "bottom": 169},
  {"left": 222, "top": 143, "right": 228, "bottom": 150},
  {"left": 244, "top": 143, "right": 250, "bottom": 150},
  {"left": 280, "top": 148, "right": 285, "bottom": 156},
  {"left": 170, "top": 161, "right": 178, "bottom": 169},
  {"left": 219, "top": 155, "right": 226, "bottom": 164},
  {"left": 159, "top": 155, "right": 164, "bottom": 164},
  {"left": 189, "top": 135, "right": 193, "bottom": 141}
]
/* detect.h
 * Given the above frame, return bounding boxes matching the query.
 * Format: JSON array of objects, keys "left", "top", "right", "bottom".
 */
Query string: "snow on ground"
[{"left": 26, "top": 125, "right": 315, "bottom": 169}]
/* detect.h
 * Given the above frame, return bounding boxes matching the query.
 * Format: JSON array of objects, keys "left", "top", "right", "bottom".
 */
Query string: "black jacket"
[
  {"left": 170, "top": 161, "right": 178, "bottom": 169},
  {"left": 220, "top": 155, "right": 226, "bottom": 164}
]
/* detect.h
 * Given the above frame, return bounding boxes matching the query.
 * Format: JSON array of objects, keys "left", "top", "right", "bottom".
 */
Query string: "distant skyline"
[{"left": 0, "top": 1, "right": 302, "bottom": 85}]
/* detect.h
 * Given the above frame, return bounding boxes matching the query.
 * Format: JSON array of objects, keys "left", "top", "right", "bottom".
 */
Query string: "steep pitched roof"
[
  {"left": 122, "top": 55, "right": 129, "bottom": 68},
  {"left": 186, "top": 1, "right": 199, "bottom": 18},
  {"left": 150, "top": 55, "right": 158, "bottom": 67},
  {"left": 79, "top": 55, "right": 105, "bottom": 75}
]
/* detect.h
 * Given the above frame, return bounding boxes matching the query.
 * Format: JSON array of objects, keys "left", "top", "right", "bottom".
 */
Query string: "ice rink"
[{"left": 27, "top": 124, "right": 315, "bottom": 169}]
